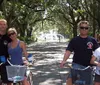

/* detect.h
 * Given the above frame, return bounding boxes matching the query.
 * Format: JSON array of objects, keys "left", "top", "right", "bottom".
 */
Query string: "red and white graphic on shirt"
[{"left": 87, "top": 42, "right": 93, "bottom": 49}]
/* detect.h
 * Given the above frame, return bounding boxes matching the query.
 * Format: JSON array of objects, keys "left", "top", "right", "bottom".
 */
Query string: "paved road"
[{"left": 27, "top": 42, "right": 73, "bottom": 85}]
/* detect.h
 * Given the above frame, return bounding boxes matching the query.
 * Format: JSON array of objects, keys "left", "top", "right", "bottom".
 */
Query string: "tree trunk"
[{"left": 73, "top": 25, "right": 77, "bottom": 37}]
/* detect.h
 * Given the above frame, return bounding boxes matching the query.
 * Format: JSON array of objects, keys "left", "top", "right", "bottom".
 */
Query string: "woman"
[
  {"left": 7, "top": 27, "right": 30, "bottom": 85},
  {"left": 90, "top": 47, "right": 100, "bottom": 85}
]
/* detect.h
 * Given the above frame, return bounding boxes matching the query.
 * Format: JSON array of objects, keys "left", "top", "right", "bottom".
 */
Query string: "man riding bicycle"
[
  {"left": 60, "top": 20, "right": 99, "bottom": 85},
  {"left": 0, "top": 19, "right": 12, "bottom": 85}
]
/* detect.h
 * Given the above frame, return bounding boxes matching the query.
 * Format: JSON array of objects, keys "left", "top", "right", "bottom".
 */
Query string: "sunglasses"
[
  {"left": 80, "top": 27, "right": 89, "bottom": 30},
  {"left": 8, "top": 32, "right": 15, "bottom": 36}
]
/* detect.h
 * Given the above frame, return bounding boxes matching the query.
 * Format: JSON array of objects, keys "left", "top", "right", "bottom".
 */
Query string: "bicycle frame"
[
  {"left": 71, "top": 68, "right": 93, "bottom": 85},
  {"left": 26, "top": 67, "right": 34, "bottom": 85},
  {"left": 65, "top": 63, "right": 94, "bottom": 85}
]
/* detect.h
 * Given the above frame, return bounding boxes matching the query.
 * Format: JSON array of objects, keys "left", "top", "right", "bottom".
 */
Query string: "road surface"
[{"left": 27, "top": 42, "right": 73, "bottom": 85}]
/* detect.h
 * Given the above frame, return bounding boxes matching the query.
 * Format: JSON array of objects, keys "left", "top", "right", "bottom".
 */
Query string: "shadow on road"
[{"left": 27, "top": 42, "right": 72, "bottom": 85}]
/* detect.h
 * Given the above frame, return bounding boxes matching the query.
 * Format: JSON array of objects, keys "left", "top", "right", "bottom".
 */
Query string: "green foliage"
[
  {"left": 0, "top": 0, "right": 100, "bottom": 39},
  {"left": 18, "top": 36, "right": 36, "bottom": 44}
]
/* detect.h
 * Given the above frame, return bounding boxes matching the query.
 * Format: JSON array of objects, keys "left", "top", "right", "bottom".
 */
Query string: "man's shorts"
[
  {"left": 0, "top": 62, "right": 12, "bottom": 83},
  {"left": 94, "top": 73, "right": 100, "bottom": 82},
  {"left": 67, "top": 63, "right": 93, "bottom": 85}
]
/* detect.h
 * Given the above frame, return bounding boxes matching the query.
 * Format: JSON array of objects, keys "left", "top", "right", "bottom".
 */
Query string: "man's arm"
[{"left": 60, "top": 50, "right": 71, "bottom": 67}]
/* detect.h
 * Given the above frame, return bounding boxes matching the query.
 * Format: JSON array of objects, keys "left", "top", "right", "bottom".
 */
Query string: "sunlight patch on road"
[
  {"left": 39, "top": 78, "right": 62, "bottom": 85},
  {"left": 59, "top": 71, "right": 69, "bottom": 74}
]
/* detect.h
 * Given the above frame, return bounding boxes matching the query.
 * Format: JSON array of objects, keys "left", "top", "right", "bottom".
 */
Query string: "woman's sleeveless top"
[{"left": 8, "top": 40, "right": 23, "bottom": 65}]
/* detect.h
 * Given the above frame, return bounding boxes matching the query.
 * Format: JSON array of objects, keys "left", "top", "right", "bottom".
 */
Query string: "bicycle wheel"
[
  {"left": 27, "top": 71, "right": 33, "bottom": 85},
  {"left": 0, "top": 80, "right": 2, "bottom": 85},
  {"left": 13, "top": 82, "right": 22, "bottom": 85}
]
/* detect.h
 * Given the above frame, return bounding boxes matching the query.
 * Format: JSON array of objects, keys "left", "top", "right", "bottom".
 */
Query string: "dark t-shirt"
[
  {"left": 66, "top": 36, "right": 99, "bottom": 66},
  {"left": 0, "top": 34, "right": 11, "bottom": 63}
]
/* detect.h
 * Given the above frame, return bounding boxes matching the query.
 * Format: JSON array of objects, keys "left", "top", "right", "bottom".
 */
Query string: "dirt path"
[{"left": 27, "top": 42, "right": 73, "bottom": 85}]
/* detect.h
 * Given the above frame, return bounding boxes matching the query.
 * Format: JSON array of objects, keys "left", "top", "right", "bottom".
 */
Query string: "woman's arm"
[
  {"left": 20, "top": 41, "right": 30, "bottom": 65},
  {"left": 20, "top": 41, "right": 28, "bottom": 59},
  {"left": 90, "top": 55, "right": 100, "bottom": 66}
]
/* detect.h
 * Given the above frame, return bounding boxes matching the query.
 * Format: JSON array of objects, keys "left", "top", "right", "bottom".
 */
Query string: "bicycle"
[
  {"left": 0, "top": 63, "right": 3, "bottom": 85},
  {"left": 65, "top": 63, "right": 94, "bottom": 85},
  {"left": 0, "top": 56, "right": 9, "bottom": 85},
  {"left": 26, "top": 65, "right": 34, "bottom": 85},
  {"left": 6, "top": 58, "right": 34, "bottom": 85},
  {"left": 0, "top": 53, "right": 34, "bottom": 85},
  {"left": 24, "top": 53, "right": 35, "bottom": 85},
  {"left": 6, "top": 60, "right": 27, "bottom": 85}
]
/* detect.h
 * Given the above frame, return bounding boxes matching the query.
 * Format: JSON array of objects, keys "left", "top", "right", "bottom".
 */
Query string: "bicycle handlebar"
[
  {"left": 65, "top": 63, "right": 92, "bottom": 71},
  {"left": 0, "top": 63, "right": 3, "bottom": 66},
  {"left": 76, "top": 66, "right": 91, "bottom": 71},
  {"left": 7, "top": 59, "right": 32, "bottom": 67},
  {"left": 7, "top": 59, "right": 13, "bottom": 66}
]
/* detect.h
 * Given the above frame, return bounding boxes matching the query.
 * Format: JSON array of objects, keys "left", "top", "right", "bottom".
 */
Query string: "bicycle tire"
[
  {"left": 0, "top": 79, "right": 2, "bottom": 85},
  {"left": 27, "top": 71, "right": 33, "bottom": 85},
  {"left": 13, "top": 82, "right": 22, "bottom": 85}
]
